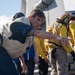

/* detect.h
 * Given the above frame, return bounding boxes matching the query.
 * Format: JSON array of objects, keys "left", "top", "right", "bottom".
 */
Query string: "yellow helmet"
[{"left": 58, "top": 12, "right": 72, "bottom": 21}]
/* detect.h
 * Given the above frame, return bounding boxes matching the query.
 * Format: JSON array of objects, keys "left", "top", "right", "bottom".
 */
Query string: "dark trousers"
[
  {"left": 0, "top": 47, "right": 19, "bottom": 75},
  {"left": 38, "top": 57, "right": 48, "bottom": 75},
  {"left": 15, "top": 58, "right": 35, "bottom": 75}
]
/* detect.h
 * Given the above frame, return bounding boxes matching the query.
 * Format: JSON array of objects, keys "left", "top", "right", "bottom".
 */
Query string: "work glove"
[{"left": 70, "top": 51, "right": 75, "bottom": 61}]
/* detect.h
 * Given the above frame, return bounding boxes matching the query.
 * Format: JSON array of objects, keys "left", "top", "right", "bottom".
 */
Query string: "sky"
[
  {"left": 0, "top": 0, "right": 21, "bottom": 26},
  {"left": 0, "top": 0, "right": 21, "bottom": 16},
  {"left": 63, "top": 0, "right": 75, "bottom": 11},
  {"left": 0, "top": 0, "right": 75, "bottom": 27}
]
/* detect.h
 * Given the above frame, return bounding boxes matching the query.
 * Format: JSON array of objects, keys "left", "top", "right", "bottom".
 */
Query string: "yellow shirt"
[
  {"left": 45, "top": 22, "right": 73, "bottom": 53},
  {"left": 69, "top": 21, "right": 75, "bottom": 46},
  {"left": 34, "top": 37, "right": 47, "bottom": 59}
]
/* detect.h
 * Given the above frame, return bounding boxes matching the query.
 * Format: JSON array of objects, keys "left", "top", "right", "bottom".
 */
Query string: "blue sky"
[
  {"left": 0, "top": 0, "right": 21, "bottom": 27},
  {"left": 0, "top": 0, "right": 21, "bottom": 17}
]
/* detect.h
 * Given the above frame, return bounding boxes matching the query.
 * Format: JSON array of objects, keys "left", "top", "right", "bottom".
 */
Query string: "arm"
[
  {"left": 28, "top": 29, "right": 69, "bottom": 47},
  {"left": 59, "top": 26, "right": 73, "bottom": 53},
  {"left": 28, "top": 29, "right": 60, "bottom": 39},
  {"left": 10, "top": 22, "right": 58, "bottom": 39},
  {"left": 34, "top": 37, "right": 49, "bottom": 63},
  {"left": 33, "top": 41, "right": 39, "bottom": 64},
  {"left": 19, "top": 55, "right": 28, "bottom": 74},
  {"left": 69, "top": 24, "right": 75, "bottom": 46},
  {"left": 10, "top": 22, "right": 69, "bottom": 47}
]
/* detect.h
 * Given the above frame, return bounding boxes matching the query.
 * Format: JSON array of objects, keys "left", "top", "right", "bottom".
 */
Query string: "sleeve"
[
  {"left": 10, "top": 22, "right": 33, "bottom": 37},
  {"left": 34, "top": 37, "right": 47, "bottom": 59},
  {"left": 69, "top": 24, "right": 75, "bottom": 46},
  {"left": 59, "top": 26, "right": 73, "bottom": 53}
]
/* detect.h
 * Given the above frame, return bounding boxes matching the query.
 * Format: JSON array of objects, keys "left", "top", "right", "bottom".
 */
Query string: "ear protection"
[
  {"left": 57, "top": 17, "right": 70, "bottom": 25},
  {"left": 63, "top": 17, "right": 70, "bottom": 24}
]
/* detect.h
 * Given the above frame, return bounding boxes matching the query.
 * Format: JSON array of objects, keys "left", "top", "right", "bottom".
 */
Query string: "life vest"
[{"left": 1, "top": 17, "right": 33, "bottom": 58}]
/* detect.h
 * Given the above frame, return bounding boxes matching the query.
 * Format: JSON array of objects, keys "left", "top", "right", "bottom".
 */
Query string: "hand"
[
  {"left": 34, "top": 55, "right": 39, "bottom": 64},
  {"left": 70, "top": 51, "right": 75, "bottom": 61},
  {"left": 19, "top": 55, "right": 28, "bottom": 74},
  {"left": 61, "top": 37, "right": 69, "bottom": 47},
  {"left": 57, "top": 36, "right": 70, "bottom": 47},
  {"left": 21, "top": 62, "right": 28, "bottom": 74},
  {"left": 44, "top": 58, "right": 49, "bottom": 63}
]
